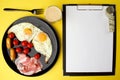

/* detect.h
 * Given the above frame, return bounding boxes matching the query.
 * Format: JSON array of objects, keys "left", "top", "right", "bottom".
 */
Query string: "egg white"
[
  {"left": 8, "top": 22, "right": 39, "bottom": 42},
  {"left": 32, "top": 30, "right": 52, "bottom": 62}
]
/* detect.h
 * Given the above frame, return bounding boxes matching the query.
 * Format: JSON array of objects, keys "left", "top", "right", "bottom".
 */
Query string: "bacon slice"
[{"left": 15, "top": 53, "right": 43, "bottom": 75}]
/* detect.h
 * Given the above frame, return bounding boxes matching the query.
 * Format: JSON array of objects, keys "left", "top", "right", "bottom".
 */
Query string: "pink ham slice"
[{"left": 15, "top": 53, "right": 43, "bottom": 75}]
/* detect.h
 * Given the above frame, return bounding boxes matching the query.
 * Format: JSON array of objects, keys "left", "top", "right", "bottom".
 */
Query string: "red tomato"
[
  {"left": 34, "top": 53, "right": 41, "bottom": 59},
  {"left": 23, "top": 48, "right": 30, "bottom": 54},
  {"left": 27, "top": 43, "right": 33, "bottom": 48},
  {"left": 8, "top": 32, "right": 15, "bottom": 39},
  {"left": 21, "top": 40, "right": 28, "bottom": 46},
  {"left": 16, "top": 47, "right": 22, "bottom": 53},
  {"left": 13, "top": 39, "right": 19, "bottom": 45}
]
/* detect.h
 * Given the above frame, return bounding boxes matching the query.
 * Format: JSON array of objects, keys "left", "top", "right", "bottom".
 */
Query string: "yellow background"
[{"left": 0, "top": 0, "right": 120, "bottom": 80}]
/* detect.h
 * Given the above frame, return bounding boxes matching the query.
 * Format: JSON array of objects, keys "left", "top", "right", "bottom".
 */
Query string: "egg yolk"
[
  {"left": 24, "top": 28, "right": 32, "bottom": 35},
  {"left": 38, "top": 32, "right": 47, "bottom": 42}
]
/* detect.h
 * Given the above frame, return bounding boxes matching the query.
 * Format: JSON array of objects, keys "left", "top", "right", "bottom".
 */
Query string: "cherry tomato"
[
  {"left": 8, "top": 32, "right": 15, "bottom": 39},
  {"left": 34, "top": 53, "right": 41, "bottom": 59},
  {"left": 21, "top": 40, "right": 28, "bottom": 46},
  {"left": 27, "top": 43, "right": 33, "bottom": 48},
  {"left": 16, "top": 47, "right": 22, "bottom": 53},
  {"left": 13, "top": 39, "right": 19, "bottom": 45},
  {"left": 23, "top": 48, "right": 30, "bottom": 54}
]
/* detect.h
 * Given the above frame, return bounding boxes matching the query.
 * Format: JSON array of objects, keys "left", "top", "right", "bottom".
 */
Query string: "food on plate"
[
  {"left": 6, "top": 22, "right": 54, "bottom": 75},
  {"left": 32, "top": 31, "right": 52, "bottom": 63},
  {"left": 13, "top": 39, "right": 19, "bottom": 45},
  {"left": 8, "top": 22, "right": 39, "bottom": 42},
  {"left": 10, "top": 48, "right": 16, "bottom": 61},
  {"left": 23, "top": 48, "right": 30, "bottom": 54},
  {"left": 27, "top": 42, "right": 33, "bottom": 48},
  {"left": 34, "top": 53, "right": 41, "bottom": 59},
  {"left": 15, "top": 53, "right": 43, "bottom": 75},
  {"left": 16, "top": 47, "right": 22, "bottom": 53},
  {"left": 21, "top": 40, "right": 28, "bottom": 47},
  {"left": 8, "top": 22, "right": 53, "bottom": 63},
  {"left": 44, "top": 6, "right": 62, "bottom": 22},
  {"left": 8, "top": 32, "right": 15, "bottom": 39},
  {"left": 6, "top": 37, "right": 11, "bottom": 49}
]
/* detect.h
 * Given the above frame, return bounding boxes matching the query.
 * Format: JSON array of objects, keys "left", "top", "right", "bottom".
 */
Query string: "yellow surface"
[{"left": 0, "top": 0, "right": 120, "bottom": 80}]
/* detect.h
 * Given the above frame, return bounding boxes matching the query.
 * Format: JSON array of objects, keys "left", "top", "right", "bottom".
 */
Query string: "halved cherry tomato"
[
  {"left": 8, "top": 32, "right": 15, "bottom": 39},
  {"left": 27, "top": 43, "right": 33, "bottom": 48},
  {"left": 23, "top": 48, "right": 30, "bottom": 54},
  {"left": 13, "top": 39, "right": 19, "bottom": 45},
  {"left": 34, "top": 53, "right": 41, "bottom": 59},
  {"left": 16, "top": 47, "right": 22, "bottom": 53},
  {"left": 21, "top": 40, "right": 28, "bottom": 46}
]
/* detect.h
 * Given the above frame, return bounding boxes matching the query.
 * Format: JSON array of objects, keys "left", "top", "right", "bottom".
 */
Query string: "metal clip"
[{"left": 105, "top": 6, "right": 115, "bottom": 32}]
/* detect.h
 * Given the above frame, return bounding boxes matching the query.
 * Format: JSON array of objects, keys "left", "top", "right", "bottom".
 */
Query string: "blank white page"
[{"left": 65, "top": 5, "right": 114, "bottom": 73}]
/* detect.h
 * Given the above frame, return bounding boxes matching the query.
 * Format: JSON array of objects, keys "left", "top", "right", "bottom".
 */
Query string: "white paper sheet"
[{"left": 65, "top": 5, "right": 114, "bottom": 73}]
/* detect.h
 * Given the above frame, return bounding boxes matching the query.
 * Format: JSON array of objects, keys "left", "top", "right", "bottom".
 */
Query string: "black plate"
[{"left": 2, "top": 16, "right": 59, "bottom": 76}]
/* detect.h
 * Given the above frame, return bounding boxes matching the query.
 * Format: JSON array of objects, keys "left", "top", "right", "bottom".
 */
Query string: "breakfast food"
[
  {"left": 8, "top": 22, "right": 39, "bottom": 42},
  {"left": 34, "top": 53, "right": 41, "bottom": 59},
  {"left": 32, "top": 31, "right": 52, "bottom": 63},
  {"left": 13, "top": 39, "right": 19, "bottom": 45},
  {"left": 10, "top": 48, "right": 16, "bottom": 61},
  {"left": 15, "top": 53, "right": 43, "bottom": 75},
  {"left": 6, "top": 37, "right": 12, "bottom": 49},
  {"left": 44, "top": 6, "right": 62, "bottom": 22},
  {"left": 6, "top": 22, "right": 53, "bottom": 75}
]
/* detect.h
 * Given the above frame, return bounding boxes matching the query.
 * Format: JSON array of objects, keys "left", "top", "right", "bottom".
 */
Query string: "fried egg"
[
  {"left": 8, "top": 22, "right": 39, "bottom": 42},
  {"left": 32, "top": 30, "right": 52, "bottom": 63},
  {"left": 8, "top": 22, "right": 52, "bottom": 62}
]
